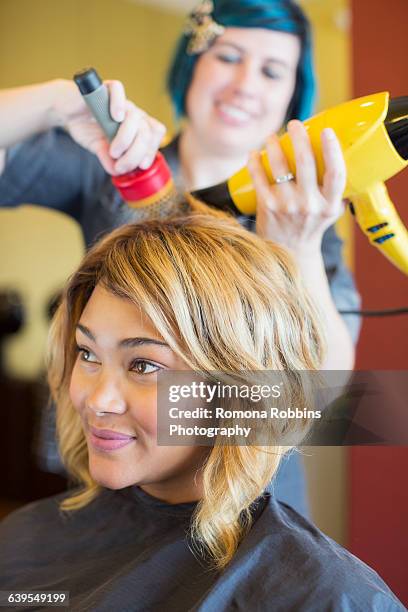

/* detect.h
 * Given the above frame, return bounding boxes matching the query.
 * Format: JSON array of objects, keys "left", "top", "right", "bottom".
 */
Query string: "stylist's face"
[
  {"left": 69, "top": 284, "right": 208, "bottom": 502},
  {"left": 185, "top": 28, "right": 300, "bottom": 155}
]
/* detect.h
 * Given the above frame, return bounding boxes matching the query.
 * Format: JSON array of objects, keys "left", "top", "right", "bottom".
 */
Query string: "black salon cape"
[{"left": 0, "top": 486, "right": 403, "bottom": 612}]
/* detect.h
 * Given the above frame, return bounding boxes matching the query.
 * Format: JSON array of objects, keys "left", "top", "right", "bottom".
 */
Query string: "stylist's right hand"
[{"left": 52, "top": 79, "right": 166, "bottom": 175}]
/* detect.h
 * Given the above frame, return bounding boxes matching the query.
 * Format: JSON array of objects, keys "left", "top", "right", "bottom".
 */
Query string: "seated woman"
[{"left": 0, "top": 210, "right": 402, "bottom": 611}]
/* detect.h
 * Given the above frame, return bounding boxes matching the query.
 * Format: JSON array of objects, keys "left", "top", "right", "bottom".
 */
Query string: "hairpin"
[{"left": 184, "top": 0, "right": 225, "bottom": 55}]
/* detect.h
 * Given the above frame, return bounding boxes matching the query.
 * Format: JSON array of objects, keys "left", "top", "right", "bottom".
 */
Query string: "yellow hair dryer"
[{"left": 192, "top": 92, "right": 408, "bottom": 275}]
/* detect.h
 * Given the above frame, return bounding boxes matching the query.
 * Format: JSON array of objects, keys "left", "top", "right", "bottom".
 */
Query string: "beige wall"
[
  {"left": 0, "top": 0, "right": 351, "bottom": 544},
  {"left": 0, "top": 0, "right": 182, "bottom": 125}
]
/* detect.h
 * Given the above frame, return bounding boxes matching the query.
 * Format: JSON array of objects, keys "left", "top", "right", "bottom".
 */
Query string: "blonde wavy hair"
[{"left": 47, "top": 207, "right": 324, "bottom": 571}]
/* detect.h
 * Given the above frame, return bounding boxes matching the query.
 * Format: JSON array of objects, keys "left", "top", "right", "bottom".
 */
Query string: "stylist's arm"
[{"left": 0, "top": 79, "right": 165, "bottom": 176}]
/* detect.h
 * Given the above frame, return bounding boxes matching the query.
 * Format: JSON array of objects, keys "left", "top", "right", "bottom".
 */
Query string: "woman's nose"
[
  {"left": 232, "top": 60, "right": 261, "bottom": 96},
  {"left": 86, "top": 370, "right": 127, "bottom": 415}
]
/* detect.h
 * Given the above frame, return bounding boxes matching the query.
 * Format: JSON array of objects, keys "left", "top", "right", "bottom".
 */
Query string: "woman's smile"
[
  {"left": 88, "top": 426, "right": 137, "bottom": 452},
  {"left": 215, "top": 101, "right": 256, "bottom": 126}
]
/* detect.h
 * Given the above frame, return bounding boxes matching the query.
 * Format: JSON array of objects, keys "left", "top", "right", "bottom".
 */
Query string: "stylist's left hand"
[{"left": 247, "top": 120, "right": 346, "bottom": 255}]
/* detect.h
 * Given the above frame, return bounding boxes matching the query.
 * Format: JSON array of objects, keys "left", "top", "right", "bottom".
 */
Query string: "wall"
[{"left": 350, "top": 0, "right": 408, "bottom": 603}]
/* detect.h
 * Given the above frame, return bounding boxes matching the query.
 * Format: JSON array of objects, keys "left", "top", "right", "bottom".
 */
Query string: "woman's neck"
[
  {"left": 140, "top": 448, "right": 210, "bottom": 505},
  {"left": 140, "top": 480, "right": 202, "bottom": 505},
  {"left": 179, "top": 125, "right": 248, "bottom": 191}
]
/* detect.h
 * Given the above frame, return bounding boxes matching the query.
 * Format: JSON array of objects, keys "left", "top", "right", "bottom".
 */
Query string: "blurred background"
[{"left": 0, "top": 0, "right": 407, "bottom": 603}]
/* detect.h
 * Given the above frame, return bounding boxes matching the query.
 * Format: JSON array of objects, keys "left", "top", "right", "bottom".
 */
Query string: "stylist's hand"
[
  {"left": 247, "top": 120, "right": 346, "bottom": 255},
  {"left": 52, "top": 79, "right": 166, "bottom": 175}
]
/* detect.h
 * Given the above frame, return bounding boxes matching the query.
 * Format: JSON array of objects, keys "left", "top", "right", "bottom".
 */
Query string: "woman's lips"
[
  {"left": 216, "top": 102, "right": 254, "bottom": 126},
  {"left": 89, "top": 427, "right": 136, "bottom": 452}
]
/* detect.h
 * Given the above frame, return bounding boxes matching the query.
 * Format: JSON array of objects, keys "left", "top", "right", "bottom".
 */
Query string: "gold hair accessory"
[{"left": 184, "top": 0, "right": 225, "bottom": 55}]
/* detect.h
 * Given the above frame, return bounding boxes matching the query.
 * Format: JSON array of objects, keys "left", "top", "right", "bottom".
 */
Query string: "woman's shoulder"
[
  {"left": 231, "top": 496, "right": 404, "bottom": 610},
  {"left": 0, "top": 491, "right": 69, "bottom": 536},
  {"left": 0, "top": 492, "right": 73, "bottom": 572},
  {"left": 0, "top": 487, "right": 109, "bottom": 539}
]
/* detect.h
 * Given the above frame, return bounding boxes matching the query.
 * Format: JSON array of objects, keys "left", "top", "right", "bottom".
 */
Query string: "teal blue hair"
[{"left": 167, "top": 0, "right": 316, "bottom": 124}]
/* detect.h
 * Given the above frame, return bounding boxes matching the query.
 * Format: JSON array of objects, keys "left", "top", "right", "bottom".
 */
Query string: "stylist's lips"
[
  {"left": 89, "top": 426, "right": 136, "bottom": 451},
  {"left": 216, "top": 103, "right": 253, "bottom": 126}
]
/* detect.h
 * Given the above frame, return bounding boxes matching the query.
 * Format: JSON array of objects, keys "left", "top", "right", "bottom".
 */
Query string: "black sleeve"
[{"left": 0, "top": 128, "right": 107, "bottom": 224}]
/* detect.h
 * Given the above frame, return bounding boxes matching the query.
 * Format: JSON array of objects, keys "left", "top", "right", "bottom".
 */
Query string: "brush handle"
[{"left": 73, "top": 68, "right": 119, "bottom": 142}]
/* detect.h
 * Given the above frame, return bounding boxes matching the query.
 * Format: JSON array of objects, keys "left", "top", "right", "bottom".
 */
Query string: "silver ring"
[{"left": 275, "top": 172, "right": 295, "bottom": 184}]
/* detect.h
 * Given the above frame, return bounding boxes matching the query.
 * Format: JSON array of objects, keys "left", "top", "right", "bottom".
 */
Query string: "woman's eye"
[
  {"left": 130, "top": 359, "right": 161, "bottom": 375},
  {"left": 76, "top": 345, "right": 99, "bottom": 363},
  {"left": 262, "top": 66, "right": 283, "bottom": 80},
  {"left": 216, "top": 53, "right": 241, "bottom": 64}
]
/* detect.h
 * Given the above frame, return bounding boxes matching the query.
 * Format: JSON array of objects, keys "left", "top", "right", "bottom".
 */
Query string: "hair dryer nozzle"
[{"left": 385, "top": 96, "right": 408, "bottom": 160}]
